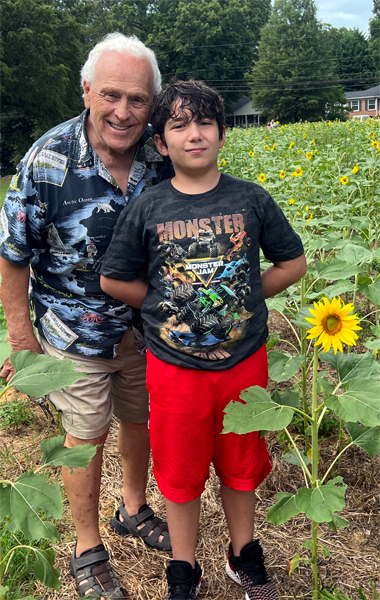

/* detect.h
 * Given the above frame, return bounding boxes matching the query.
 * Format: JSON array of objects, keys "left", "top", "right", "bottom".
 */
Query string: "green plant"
[
  {"left": 0, "top": 398, "right": 34, "bottom": 430},
  {"left": 224, "top": 298, "right": 380, "bottom": 598},
  {"left": 0, "top": 350, "right": 95, "bottom": 600}
]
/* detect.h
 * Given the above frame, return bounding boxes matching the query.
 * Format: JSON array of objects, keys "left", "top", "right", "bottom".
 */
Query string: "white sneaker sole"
[{"left": 225, "top": 561, "right": 249, "bottom": 600}]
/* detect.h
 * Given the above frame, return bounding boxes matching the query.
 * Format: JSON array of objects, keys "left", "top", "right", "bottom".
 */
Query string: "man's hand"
[{"left": 0, "top": 333, "right": 43, "bottom": 382}]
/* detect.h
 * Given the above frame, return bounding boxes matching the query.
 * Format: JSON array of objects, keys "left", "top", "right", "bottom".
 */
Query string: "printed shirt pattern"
[
  {"left": 0, "top": 110, "right": 172, "bottom": 358},
  {"left": 101, "top": 174, "right": 304, "bottom": 370}
]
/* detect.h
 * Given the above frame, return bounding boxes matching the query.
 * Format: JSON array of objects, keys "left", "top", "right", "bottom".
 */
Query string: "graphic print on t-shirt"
[{"left": 155, "top": 213, "right": 254, "bottom": 359}]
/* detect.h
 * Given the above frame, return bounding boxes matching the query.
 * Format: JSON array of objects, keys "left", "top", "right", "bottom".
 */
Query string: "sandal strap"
[{"left": 73, "top": 549, "right": 110, "bottom": 571}]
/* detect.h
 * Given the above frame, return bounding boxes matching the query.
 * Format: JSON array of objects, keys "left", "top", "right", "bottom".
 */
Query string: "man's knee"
[{"left": 64, "top": 430, "right": 109, "bottom": 449}]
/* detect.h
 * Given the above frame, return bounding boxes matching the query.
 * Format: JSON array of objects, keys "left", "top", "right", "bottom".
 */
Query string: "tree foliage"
[
  {"left": 249, "top": 0, "right": 347, "bottom": 122},
  {"left": 369, "top": 0, "right": 380, "bottom": 69},
  {"left": 0, "top": 0, "right": 85, "bottom": 173},
  {"left": 334, "top": 28, "right": 378, "bottom": 91}
]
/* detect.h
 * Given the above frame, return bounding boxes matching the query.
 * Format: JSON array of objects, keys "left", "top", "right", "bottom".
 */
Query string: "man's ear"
[
  {"left": 154, "top": 133, "right": 169, "bottom": 156},
  {"left": 83, "top": 81, "right": 91, "bottom": 109},
  {"left": 219, "top": 126, "right": 226, "bottom": 148}
]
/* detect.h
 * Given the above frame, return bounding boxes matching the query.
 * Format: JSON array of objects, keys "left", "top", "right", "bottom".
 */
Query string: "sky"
[{"left": 314, "top": 0, "right": 374, "bottom": 33}]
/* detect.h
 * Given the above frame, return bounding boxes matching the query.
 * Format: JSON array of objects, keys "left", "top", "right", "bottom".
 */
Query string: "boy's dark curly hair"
[{"left": 152, "top": 79, "right": 225, "bottom": 144}]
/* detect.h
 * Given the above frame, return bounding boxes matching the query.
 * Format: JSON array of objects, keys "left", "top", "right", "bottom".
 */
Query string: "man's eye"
[{"left": 105, "top": 93, "right": 118, "bottom": 99}]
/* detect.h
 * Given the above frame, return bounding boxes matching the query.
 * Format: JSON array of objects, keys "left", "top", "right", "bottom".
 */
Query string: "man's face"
[
  {"left": 83, "top": 52, "right": 154, "bottom": 156},
  {"left": 154, "top": 102, "right": 225, "bottom": 176}
]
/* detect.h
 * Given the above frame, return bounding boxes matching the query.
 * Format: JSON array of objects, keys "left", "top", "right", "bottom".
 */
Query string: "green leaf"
[
  {"left": 33, "top": 548, "right": 61, "bottom": 591},
  {"left": 288, "top": 553, "right": 300, "bottom": 575},
  {"left": 295, "top": 482, "right": 346, "bottom": 523},
  {"left": 40, "top": 436, "right": 97, "bottom": 470},
  {"left": 0, "top": 585, "right": 9, "bottom": 600},
  {"left": 9, "top": 351, "right": 86, "bottom": 396},
  {"left": 302, "top": 540, "right": 312, "bottom": 550},
  {"left": 6, "top": 472, "right": 62, "bottom": 541},
  {"left": 315, "top": 259, "right": 361, "bottom": 281},
  {"left": 266, "top": 492, "right": 300, "bottom": 525},
  {"left": 360, "top": 279, "right": 380, "bottom": 305},
  {"left": 335, "top": 244, "right": 373, "bottom": 265},
  {"left": 322, "top": 545, "right": 331, "bottom": 558},
  {"left": 266, "top": 297, "right": 287, "bottom": 313},
  {"left": 0, "top": 341, "right": 12, "bottom": 366},
  {"left": 325, "top": 379, "right": 380, "bottom": 426},
  {"left": 283, "top": 450, "right": 312, "bottom": 467},
  {"left": 0, "top": 483, "right": 11, "bottom": 520},
  {"left": 223, "top": 386, "right": 294, "bottom": 434},
  {"left": 291, "top": 306, "right": 314, "bottom": 327},
  {"left": 364, "top": 339, "right": 380, "bottom": 350},
  {"left": 345, "top": 422, "right": 380, "bottom": 457},
  {"left": 268, "top": 351, "right": 305, "bottom": 382},
  {"left": 328, "top": 514, "right": 349, "bottom": 530},
  {"left": 320, "top": 350, "right": 380, "bottom": 383},
  {"left": 317, "top": 377, "right": 335, "bottom": 396},
  {"left": 272, "top": 389, "right": 300, "bottom": 407}
]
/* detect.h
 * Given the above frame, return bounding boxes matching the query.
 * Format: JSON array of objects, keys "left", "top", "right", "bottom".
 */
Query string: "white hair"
[{"left": 80, "top": 32, "right": 161, "bottom": 96}]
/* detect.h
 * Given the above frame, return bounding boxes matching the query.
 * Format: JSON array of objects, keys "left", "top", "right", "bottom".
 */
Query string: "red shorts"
[{"left": 146, "top": 345, "right": 272, "bottom": 503}]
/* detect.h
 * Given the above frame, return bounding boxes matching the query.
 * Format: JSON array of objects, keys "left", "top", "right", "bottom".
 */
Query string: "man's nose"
[{"left": 114, "top": 99, "right": 132, "bottom": 121}]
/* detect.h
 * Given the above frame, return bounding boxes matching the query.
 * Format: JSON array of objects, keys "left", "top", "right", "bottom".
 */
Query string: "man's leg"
[
  {"left": 220, "top": 482, "right": 256, "bottom": 556},
  {"left": 63, "top": 431, "right": 108, "bottom": 556},
  {"left": 118, "top": 420, "right": 150, "bottom": 515}
]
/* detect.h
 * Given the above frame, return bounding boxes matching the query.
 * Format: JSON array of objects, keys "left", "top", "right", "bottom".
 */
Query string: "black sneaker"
[
  {"left": 166, "top": 560, "right": 202, "bottom": 600},
  {"left": 226, "top": 540, "right": 279, "bottom": 600}
]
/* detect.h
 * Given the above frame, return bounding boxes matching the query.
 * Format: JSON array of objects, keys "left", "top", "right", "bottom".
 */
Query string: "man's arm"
[
  {"left": 261, "top": 254, "right": 307, "bottom": 299},
  {"left": 100, "top": 275, "right": 148, "bottom": 309},
  {"left": 0, "top": 257, "right": 43, "bottom": 381}
]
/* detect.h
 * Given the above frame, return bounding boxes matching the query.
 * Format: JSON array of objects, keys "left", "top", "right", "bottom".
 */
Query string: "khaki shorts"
[{"left": 39, "top": 329, "right": 148, "bottom": 439}]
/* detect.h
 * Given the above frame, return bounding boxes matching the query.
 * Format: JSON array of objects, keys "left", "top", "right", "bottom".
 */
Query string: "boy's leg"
[
  {"left": 166, "top": 497, "right": 201, "bottom": 567},
  {"left": 220, "top": 483, "right": 256, "bottom": 556}
]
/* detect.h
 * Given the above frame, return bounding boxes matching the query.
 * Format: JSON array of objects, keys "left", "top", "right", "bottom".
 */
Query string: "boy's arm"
[
  {"left": 261, "top": 254, "right": 307, "bottom": 299},
  {"left": 100, "top": 276, "right": 148, "bottom": 309}
]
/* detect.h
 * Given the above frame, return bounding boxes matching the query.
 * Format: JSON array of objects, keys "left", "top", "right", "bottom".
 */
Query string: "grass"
[{"left": 0, "top": 175, "right": 13, "bottom": 207}]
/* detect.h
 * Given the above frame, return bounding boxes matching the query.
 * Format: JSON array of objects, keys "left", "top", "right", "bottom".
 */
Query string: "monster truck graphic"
[
  {"left": 187, "top": 229, "right": 220, "bottom": 258},
  {"left": 161, "top": 283, "right": 237, "bottom": 342},
  {"left": 158, "top": 241, "right": 196, "bottom": 288},
  {"left": 224, "top": 231, "right": 251, "bottom": 261}
]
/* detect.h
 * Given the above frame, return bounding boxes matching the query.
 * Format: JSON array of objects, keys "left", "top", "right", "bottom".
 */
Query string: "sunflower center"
[{"left": 324, "top": 315, "right": 341, "bottom": 335}]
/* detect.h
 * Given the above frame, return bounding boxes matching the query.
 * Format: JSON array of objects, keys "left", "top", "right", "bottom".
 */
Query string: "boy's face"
[{"left": 154, "top": 101, "right": 225, "bottom": 176}]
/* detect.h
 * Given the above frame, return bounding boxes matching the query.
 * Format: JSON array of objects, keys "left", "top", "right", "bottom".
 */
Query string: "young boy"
[{"left": 100, "top": 80, "right": 306, "bottom": 600}]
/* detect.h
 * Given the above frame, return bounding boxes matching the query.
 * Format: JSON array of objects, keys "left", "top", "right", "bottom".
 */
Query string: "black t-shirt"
[{"left": 101, "top": 173, "right": 304, "bottom": 370}]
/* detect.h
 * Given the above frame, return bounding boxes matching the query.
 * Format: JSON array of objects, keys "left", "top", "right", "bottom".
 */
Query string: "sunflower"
[
  {"left": 306, "top": 297, "right": 361, "bottom": 354},
  {"left": 249, "top": 151, "right": 254, "bottom": 157},
  {"left": 371, "top": 140, "right": 379, "bottom": 148},
  {"left": 289, "top": 141, "right": 295, "bottom": 149},
  {"left": 370, "top": 130, "right": 375, "bottom": 138},
  {"left": 279, "top": 171, "right": 286, "bottom": 178},
  {"left": 258, "top": 173, "right": 266, "bottom": 183},
  {"left": 312, "top": 139, "right": 315, "bottom": 146},
  {"left": 351, "top": 164, "right": 359, "bottom": 174},
  {"left": 271, "top": 143, "right": 276, "bottom": 151},
  {"left": 288, "top": 198, "right": 295, "bottom": 205},
  {"left": 303, "top": 133, "right": 307, "bottom": 138},
  {"left": 222, "top": 158, "right": 226, "bottom": 166},
  {"left": 306, "top": 152, "right": 313, "bottom": 159},
  {"left": 340, "top": 176, "right": 349, "bottom": 185},
  {"left": 264, "top": 145, "right": 270, "bottom": 150}
]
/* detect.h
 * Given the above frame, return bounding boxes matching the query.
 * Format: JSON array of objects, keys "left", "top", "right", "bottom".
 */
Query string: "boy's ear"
[
  {"left": 219, "top": 126, "right": 226, "bottom": 148},
  {"left": 154, "top": 134, "right": 169, "bottom": 156}
]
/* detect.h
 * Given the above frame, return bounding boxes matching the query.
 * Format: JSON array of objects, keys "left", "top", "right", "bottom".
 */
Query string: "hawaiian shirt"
[{"left": 0, "top": 109, "right": 172, "bottom": 358}]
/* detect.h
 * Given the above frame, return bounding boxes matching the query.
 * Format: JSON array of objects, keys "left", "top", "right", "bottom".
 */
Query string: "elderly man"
[{"left": 0, "top": 33, "right": 172, "bottom": 599}]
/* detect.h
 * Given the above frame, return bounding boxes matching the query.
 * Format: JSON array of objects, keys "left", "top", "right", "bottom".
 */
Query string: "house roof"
[
  {"left": 229, "top": 97, "right": 251, "bottom": 112},
  {"left": 346, "top": 84, "right": 380, "bottom": 99}
]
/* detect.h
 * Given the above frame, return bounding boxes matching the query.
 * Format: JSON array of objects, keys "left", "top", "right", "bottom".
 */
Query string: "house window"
[
  {"left": 350, "top": 100, "right": 359, "bottom": 111},
  {"left": 367, "top": 99, "right": 376, "bottom": 110}
]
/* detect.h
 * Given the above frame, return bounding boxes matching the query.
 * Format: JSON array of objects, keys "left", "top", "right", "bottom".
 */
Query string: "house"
[
  {"left": 346, "top": 84, "right": 380, "bottom": 119},
  {"left": 225, "top": 98, "right": 261, "bottom": 127}
]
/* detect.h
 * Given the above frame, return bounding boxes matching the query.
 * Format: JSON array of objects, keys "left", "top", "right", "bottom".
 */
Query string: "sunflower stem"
[
  {"left": 300, "top": 276, "right": 310, "bottom": 452},
  {"left": 311, "top": 344, "right": 320, "bottom": 598}
]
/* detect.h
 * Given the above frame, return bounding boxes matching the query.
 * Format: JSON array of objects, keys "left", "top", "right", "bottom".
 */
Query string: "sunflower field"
[{"left": 221, "top": 117, "right": 380, "bottom": 597}]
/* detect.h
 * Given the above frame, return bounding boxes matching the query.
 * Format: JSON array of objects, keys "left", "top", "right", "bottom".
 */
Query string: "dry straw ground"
[{"left": 2, "top": 395, "right": 379, "bottom": 600}]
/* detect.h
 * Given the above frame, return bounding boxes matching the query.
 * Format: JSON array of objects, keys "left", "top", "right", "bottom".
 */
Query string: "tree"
[
  {"left": 369, "top": 0, "right": 380, "bottom": 69},
  {"left": 0, "top": 0, "right": 85, "bottom": 173},
  {"left": 334, "top": 28, "right": 378, "bottom": 91},
  {"left": 249, "top": 0, "right": 347, "bottom": 122},
  {"left": 146, "top": 0, "right": 271, "bottom": 107}
]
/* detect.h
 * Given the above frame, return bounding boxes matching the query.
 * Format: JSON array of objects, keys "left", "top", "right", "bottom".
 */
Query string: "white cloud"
[{"left": 314, "top": 0, "right": 374, "bottom": 32}]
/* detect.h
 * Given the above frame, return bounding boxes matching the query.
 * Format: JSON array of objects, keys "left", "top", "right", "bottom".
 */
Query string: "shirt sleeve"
[
  {"left": 259, "top": 193, "right": 304, "bottom": 262},
  {"left": 0, "top": 156, "right": 46, "bottom": 267},
  {"left": 100, "top": 203, "right": 147, "bottom": 280}
]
